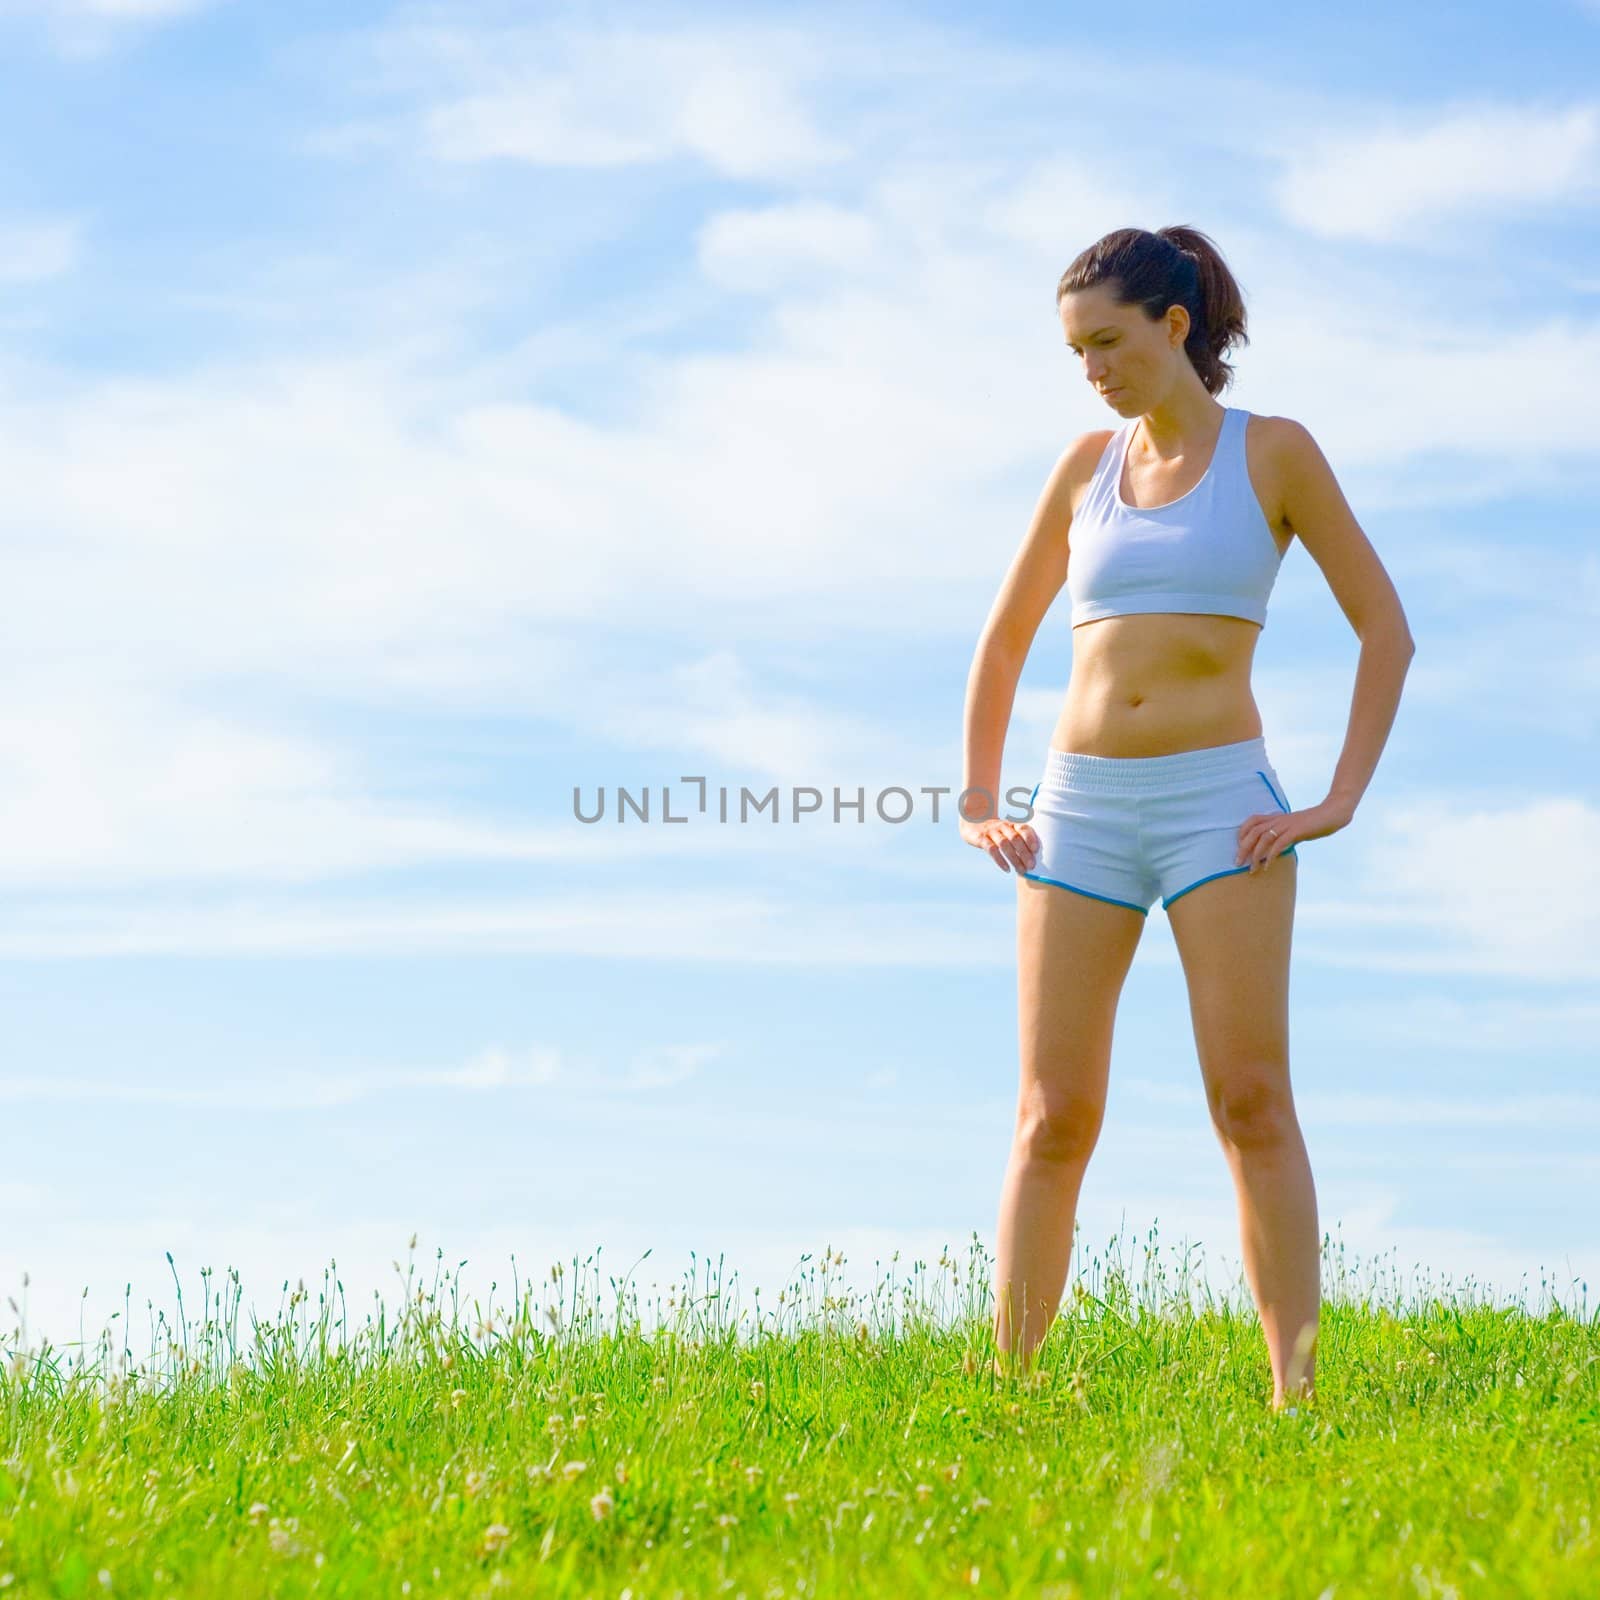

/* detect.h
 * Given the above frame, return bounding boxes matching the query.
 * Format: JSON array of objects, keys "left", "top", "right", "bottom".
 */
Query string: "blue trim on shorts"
[
  {"left": 1257, "top": 771, "right": 1290, "bottom": 812},
  {"left": 1162, "top": 847, "right": 1298, "bottom": 909},
  {"left": 1020, "top": 870, "right": 1149, "bottom": 916},
  {"left": 1164, "top": 774, "right": 1298, "bottom": 908},
  {"left": 1254, "top": 768, "right": 1300, "bottom": 860},
  {"left": 1163, "top": 864, "right": 1253, "bottom": 908}
]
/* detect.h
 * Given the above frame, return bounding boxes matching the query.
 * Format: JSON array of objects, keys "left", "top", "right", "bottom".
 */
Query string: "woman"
[{"left": 959, "top": 225, "right": 1414, "bottom": 1409}]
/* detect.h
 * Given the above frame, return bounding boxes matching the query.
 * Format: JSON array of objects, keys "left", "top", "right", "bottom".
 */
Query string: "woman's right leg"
[{"left": 995, "top": 877, "right": 1146, "bottom": 1373}]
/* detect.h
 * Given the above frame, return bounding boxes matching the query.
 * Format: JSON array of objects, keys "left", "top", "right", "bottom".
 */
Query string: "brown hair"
[{"left": 1056, "top": 225, "right": 1249, "bottom": 396}]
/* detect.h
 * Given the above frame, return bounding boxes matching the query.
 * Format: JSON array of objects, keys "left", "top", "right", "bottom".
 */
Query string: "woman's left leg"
[{"left": 1165, "top": 854, "right": 1318, "bottom": 1409}]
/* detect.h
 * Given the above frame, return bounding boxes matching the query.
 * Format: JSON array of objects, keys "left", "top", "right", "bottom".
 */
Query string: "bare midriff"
[
  {"left": 1050, "top": 613, "right": 1268, "bottom": 758},
  {"left": 1049, "top": 416, "right": 1295, "bottom": 759}
]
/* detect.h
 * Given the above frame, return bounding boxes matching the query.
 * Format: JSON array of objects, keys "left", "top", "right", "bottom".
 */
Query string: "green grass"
[{"left": 2, "top": 1225, "right": 1595, "bottom": 1598}]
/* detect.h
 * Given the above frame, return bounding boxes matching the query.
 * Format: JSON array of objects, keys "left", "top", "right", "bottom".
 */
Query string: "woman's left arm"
[
  {"left": 1320, "top": 628, "right": 1415, "bottom": 825},
  {"left": 1276, "top": 417, "right": 1416, "bottom": 825}
]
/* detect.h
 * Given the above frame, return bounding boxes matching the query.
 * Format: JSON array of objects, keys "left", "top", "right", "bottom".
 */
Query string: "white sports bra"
[{"left": 1066, "top": 406, "right": 1287, "bottom": 629}]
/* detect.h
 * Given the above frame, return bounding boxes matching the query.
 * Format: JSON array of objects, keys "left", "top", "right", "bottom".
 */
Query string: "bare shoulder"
[
  {"left": 1253, "top": 412, "right": 1321, "bottom": 459},
  {"left": 1059, "top": 427, "right": 1120, "bottom": 520},
  {"left": 980, "top": 427, "right": 1121, "bottom": 655},
  {"left": 1244, "top": 412, "right": 1326, "bottom": 535},
  {"left": 1248, "top": 413, "right": 1414, "bottom": 640}
]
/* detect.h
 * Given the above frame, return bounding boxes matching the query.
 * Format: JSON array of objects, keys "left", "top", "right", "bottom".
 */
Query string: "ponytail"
[{"left": 1057, "top": 225, "right": 1249, "bottom": 395}]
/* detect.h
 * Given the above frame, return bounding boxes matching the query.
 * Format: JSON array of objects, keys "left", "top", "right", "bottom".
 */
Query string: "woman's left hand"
[{"left": 1236, "top": 798, "right": 1354, "bottom": 873}]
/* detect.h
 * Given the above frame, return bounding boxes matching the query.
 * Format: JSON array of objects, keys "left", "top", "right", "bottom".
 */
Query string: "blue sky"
[{"left": 3, "top": 0, "right": 1599, "bottom": 1358}]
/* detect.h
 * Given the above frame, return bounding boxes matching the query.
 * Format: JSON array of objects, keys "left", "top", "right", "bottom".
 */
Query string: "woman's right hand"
[{"left": 959, "top": 813, "right": 1040, "bottom": 876}]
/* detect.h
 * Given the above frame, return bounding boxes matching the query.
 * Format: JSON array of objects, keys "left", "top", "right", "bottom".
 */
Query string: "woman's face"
[{"left": 1059, "top": 286, "right": 1186, "bottom": 414}]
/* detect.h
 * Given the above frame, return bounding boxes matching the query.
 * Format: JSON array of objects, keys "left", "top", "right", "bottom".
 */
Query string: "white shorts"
[{"left": 1020, "top": 735, "right": 1298, "bottom": 916}]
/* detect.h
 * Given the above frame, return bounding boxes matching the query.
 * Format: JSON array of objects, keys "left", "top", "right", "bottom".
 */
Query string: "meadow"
[{"left": 1, "top": 1225, "right": 1594, "bottom": 1598}]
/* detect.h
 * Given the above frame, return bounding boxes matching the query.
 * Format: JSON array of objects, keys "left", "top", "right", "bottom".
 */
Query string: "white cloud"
[
  {"left": 0, "top": 1041, "right": 733, "bottom": 1107},
  {"left": 0, "top": 216, "right": 84, "bottom": 284},
  {"left": 0, "top": 884, "right": 1023, "bottom": 963},
  {"left": 1273, "top": 102, "right": 1600, "bottom": 242},
  {"left": 72, "top": 0, "right": 210, "bottom": 15},
  {"left": 1335, "top": 796, "right": 1600, "bottom": 980},
  {"left": 0, "top": 0, "right": 221, "bottom": 58},
  {"left": 1295, "top": 995, "right": 1600, "bottom": 1055},
  {"left": 0, "top": 671, "right": 584, "bottom": 889},
  {"left": 371, "top": 19, "right": 848, "bottom": 177},
  {"left": 0, "top": 1045, "right": 562, "bottom": 1108},
  {"left": 699, "top": 202, "right": 885, "bottom": 292},
  {"left": 0, "top": 0, "right": 211, "bottom": 15}
]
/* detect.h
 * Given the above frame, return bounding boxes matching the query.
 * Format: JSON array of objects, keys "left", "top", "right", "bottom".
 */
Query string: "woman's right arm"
[{"left": 959, "top": 432, "right": 1102, "bottom": 868}]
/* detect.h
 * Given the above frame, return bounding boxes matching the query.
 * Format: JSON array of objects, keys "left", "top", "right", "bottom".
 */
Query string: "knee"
[
  {"left": 1015, "top": 1092, "right": 1104, "bottom": 1166},
  {"left": 1208, "top": 1073, "right": 1297, "bottom": 1150}
]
